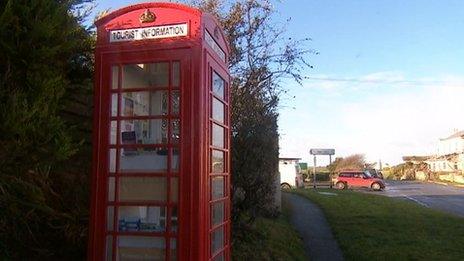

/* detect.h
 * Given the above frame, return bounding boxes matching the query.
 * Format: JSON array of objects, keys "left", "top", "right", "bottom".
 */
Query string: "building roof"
[
  {"left": 279, "top": 157, "right": 302, "bottom": 161},
  {"left": 427, "top": 153, "right": 460, "bottom": 162},
  {"left": 402, "top": 156, "right": 430, "bottom": 162},
  {"left": 441, "top": 130, "right": 464, "bottom": 140}
]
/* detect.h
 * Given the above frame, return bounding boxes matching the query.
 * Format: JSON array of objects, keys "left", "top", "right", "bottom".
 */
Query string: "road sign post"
[
  {"left": 310, "top": 149, "right": 335, "bottom": 156},
  {"left": 313, "top": 155, "right": 317, "bottom": 188},
  {"left": 310, "top": 148, "right": 335, "bottom": 189}
]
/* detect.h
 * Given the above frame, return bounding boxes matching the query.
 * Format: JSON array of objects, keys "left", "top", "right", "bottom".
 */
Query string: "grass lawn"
[
  {"left": 232, "top": 211, "right": 307, "bottom": 260},
  {"left": 294, "top": 188, "right": 464, "bottom": 261}
]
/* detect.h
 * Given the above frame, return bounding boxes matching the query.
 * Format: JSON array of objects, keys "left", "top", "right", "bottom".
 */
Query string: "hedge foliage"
[{"left": 0, "top": 0, "right": 93, "bottom": 258}]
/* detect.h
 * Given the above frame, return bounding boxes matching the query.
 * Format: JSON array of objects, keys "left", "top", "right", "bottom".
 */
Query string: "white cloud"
[
  {"left": 360, "top": 71, "right": 405, "bottom": 82},
  {"left": 279, "top": 73, "right": 464, "bottom": 166}
]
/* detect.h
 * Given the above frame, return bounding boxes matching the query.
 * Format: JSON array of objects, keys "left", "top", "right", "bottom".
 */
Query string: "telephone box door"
[{"left": 95, "top": 49, "right": 190, "bottom": 260}]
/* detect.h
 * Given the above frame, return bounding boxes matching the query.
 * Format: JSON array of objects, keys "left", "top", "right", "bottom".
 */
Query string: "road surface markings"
[
  {"left": 318, "top": 192, "right": 338, "bottom": 196},
  {"left": 402, "top": 194, "right": 429, "bottom": 208}
]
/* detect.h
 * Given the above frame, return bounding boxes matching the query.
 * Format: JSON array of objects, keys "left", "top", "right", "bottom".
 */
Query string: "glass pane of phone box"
[
  {"left": 118, "top": 206, "right": 166, "bottom": 233},
  {"left": 117, "top": 236, "right": 165, "bottom": 261},
  {"left": 119, "top": 177, "right": 166, "bottom": 202}
]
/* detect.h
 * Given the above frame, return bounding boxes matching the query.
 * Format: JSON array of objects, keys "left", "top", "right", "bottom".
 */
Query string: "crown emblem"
[{"left": 139, "top": 9, "right": 156, "bottom": 23}]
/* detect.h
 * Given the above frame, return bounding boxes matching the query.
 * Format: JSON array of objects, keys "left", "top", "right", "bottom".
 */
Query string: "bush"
[
  {"left": 327, "top": 154, "right": 365, "bottom": 173},
  {"left": 0, "top": 0, "right": 93, "bottom": 258},
  {"left": 307, "top": 173, "right": 331, "bottom": 182}
]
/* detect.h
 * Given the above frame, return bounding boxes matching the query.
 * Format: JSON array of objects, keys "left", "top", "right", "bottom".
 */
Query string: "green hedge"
[{"left": 307, "top": 173, "right": 332, "bottom": 181}]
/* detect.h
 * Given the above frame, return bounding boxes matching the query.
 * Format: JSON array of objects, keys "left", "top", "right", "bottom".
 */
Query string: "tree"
[
  {"left": 327, "top": 154, "right": 366, "bottom": 173},
  {"left": 189, "top": 0, "right": 315, "bottom": 227},
  {"left": 0, "top": 0, "right": 94, "bottom": 258}
]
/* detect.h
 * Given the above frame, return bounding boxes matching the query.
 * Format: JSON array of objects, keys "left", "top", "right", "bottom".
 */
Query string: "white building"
[
  {"left": 428, "top": 131, "right": 464, "bottom": 172},
  {"left": 438, "top": 130, "right": 464, "bottom": 155}
]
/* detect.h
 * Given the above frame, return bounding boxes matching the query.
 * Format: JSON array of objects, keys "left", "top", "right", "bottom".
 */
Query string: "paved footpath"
[{"left": 282, "top": 192, "right": 344, "bottom": 261}]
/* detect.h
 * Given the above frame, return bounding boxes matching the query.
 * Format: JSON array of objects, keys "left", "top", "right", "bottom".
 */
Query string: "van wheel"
[
  {"left": 336, "top": 182, "right": 346, "bottom": 190},
  {"left": 281, "top": 183, "right": 291, "bottom": 190},
  {"left": 371, "top": 182, "right": 381, "bottom": 191}
]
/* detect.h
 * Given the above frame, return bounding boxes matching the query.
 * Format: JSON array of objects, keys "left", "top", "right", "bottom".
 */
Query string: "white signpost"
[
  {"left": 310, "top": 149, "right": 335, "bottom": 156},
  {"left": 310, "top": 148, "right": 335, "bottom": 188}
]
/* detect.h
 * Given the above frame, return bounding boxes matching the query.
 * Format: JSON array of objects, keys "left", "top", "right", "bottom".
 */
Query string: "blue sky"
[
  {"left": 273, "top": 0, "right": 464, "bottom": 165},
  {"left": 91, "top": 1, "right": 464, "bottom": 166}
]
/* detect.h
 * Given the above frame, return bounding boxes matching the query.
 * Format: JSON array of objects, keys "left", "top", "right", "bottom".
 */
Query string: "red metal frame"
[{"left": 89, "top": 3, "right": 230, "bottom": 261}]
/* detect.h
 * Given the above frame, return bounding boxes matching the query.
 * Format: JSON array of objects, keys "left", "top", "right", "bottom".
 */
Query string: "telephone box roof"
[
  {"left": 94, "top": 2, "right": 229, "bottom": 53},
  {"left": 95, "top": 2, "right": 200, "bottom": 26}
]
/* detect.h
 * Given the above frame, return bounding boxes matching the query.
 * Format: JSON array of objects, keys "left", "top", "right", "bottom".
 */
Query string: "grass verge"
[
  {"left": 232, "top": 211, "right": 307, "bottom": 260},
  {"left": 294, "top": 188, "right": 464, "bottom": 260}
]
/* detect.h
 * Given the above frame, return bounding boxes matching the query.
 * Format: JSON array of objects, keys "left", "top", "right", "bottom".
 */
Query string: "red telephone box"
[{"left": 89, "top": 3, "right": 230, "bottom": 260}]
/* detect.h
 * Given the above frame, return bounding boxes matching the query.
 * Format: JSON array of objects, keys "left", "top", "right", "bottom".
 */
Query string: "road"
[{"left": 376, "top": 180, "right": 464, "bottom": 217}]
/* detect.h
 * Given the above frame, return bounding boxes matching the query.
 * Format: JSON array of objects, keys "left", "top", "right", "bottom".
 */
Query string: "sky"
[
  {"left": 274, "top": 0, "right": 464, "bottom": 166},
  {"left": 91, "top": 0, "right": 464, "bottom": 166}
]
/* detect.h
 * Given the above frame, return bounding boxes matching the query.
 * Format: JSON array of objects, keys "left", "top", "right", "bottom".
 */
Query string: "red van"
[{"left": 333, "top": 170, "right": 386, "bottom": 191}]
